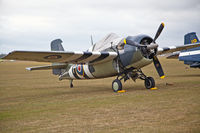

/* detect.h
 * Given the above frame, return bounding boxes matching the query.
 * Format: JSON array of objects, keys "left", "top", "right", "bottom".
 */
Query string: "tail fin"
[
  {"left": 182, "top": 32, "right": 200, "bottom": 66},
  {"left": 51, "top": 39, "right": 64, "bottom": 51},
  {"left": 51, "top": 39, "right": 65, "bottom": 75},
  {"left": 184, "top": 32, "right": 199, "bottom": 45}
]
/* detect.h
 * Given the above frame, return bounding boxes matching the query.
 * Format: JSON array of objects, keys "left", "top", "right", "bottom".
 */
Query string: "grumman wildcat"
[{"left": 3, "top": 23, "right": 200, "bottom": 92}]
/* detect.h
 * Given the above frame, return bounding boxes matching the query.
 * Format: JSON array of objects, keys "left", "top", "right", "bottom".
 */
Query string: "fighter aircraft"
[
  {"left": 167, "top": 32, "right": 200, "bottom": 68},
  {"left": 3, "top": 23, "right": 200, "bottom": 92}
]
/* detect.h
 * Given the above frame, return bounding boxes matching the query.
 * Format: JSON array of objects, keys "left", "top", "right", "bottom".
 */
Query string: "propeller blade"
[
  {"left": 153, "top": 56, "right": 165, "bottom": 79},
  {"left": 153, "top": 22, "right": 165, "bottom": 42}
]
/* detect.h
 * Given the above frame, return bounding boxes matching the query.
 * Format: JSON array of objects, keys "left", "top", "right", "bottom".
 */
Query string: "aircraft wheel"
[
  {"left": 69, "top": 79, "right": 73, "bottom": 88},
  {"left": 70, "top": 83, "right": 73, "bottom": 88},
  {"left": 112, "top": 79, "right": 122, "bottom": 92},
  {"left": 144, "top": 77, "right": 155, "bottom": 89},
  {"left": 70, "top": 83, "right": 74, "bottom": 88}
]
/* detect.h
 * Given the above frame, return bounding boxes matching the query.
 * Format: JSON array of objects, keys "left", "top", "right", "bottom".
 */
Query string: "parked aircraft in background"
[
  {"left": 167, "top": 32, "right": 200, "bottom": 68},
  {"left": 3, "top": 23, "right": 200, "bottom": 92}
]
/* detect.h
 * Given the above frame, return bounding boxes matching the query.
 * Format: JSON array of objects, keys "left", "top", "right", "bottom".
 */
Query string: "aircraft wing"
[
  {"left": 166, "top": 52, "right": 180, "bottom": 59},
  {"left": 2, "top": 50, "right": 117, "bottom": 65},
  {"left": 157, "top": 42, "right": 200, "bottom": 55}
]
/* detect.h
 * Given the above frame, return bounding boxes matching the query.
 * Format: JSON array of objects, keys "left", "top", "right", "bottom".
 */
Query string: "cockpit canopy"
[{"left": 93, "top": 33, "right": 123, "bottom": 52}]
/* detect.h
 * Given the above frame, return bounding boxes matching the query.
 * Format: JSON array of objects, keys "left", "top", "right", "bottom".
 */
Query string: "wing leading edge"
[{"left": 2, "top": 50, "right": 117, "bottom": 65}]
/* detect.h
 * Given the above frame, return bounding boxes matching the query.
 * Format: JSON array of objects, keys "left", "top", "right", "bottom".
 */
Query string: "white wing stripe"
[
  {"left": 109, "top": 52, "right": 118, "bottom": 56},
  {"left": 90, "top": 52, "right": 117, "bottom": 64},
  {"left": 169, "top": 46, "right": 176, "bottom": 49},
  {"left": 77, "top": 52, "right": 101, "bottom": 63},
  {"left": 158, "top": 48, "right": 163, "bottom": 51}
]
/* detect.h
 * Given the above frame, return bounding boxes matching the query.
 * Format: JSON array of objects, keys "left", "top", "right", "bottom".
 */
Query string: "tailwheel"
[
  {"left": 112, "top": 79, "right": 122, "bottom": 92},
  {"left": 144, "top": 77, "right": 155, "bottom": 89},
  {"left": 69, "top": 79, "right": 73, "bottom": 88},
  {"left": 70, "top": 83, "right": 73, "bottom": 88}
]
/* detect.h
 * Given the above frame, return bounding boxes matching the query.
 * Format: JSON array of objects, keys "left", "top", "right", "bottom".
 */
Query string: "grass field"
[{"left": 0, "top": 58, "right": 200, "bottom": 133}]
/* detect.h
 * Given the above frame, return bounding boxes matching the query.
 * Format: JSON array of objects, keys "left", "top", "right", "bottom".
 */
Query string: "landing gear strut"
[
  {"left": 111, "top": 67, "right": 134, "bottom": 92},
  {"left": 135, "top": 69, "right": 155, "bottom": 89},
  {"left": 111, "top": 43, "right": 156, "bottom": 92},
  {"left": 112, "top": 67, "right": 134, "bottom": 92}
]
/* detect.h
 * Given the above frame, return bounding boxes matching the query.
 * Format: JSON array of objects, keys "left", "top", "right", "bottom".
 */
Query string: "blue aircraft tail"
[
  {"left": 184, "top": 32, "right": 199, "bottom": 45},
  {"left": 181, "top": 32, "right": 200, "bottom": 68}
]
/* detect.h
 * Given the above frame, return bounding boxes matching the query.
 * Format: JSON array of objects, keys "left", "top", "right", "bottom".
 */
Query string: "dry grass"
[{"left": 0, "top": 58, "right": 200, "bottom": 133}]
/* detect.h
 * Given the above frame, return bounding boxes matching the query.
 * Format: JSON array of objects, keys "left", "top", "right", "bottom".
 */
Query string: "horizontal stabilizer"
[{"left": 26, "top": 63, "right": 67, "bottom": 71}]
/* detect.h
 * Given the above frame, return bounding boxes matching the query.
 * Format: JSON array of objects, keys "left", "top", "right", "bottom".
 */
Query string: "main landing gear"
[{"left": 112, "top": 68, "right": 155, "bottom": 92}]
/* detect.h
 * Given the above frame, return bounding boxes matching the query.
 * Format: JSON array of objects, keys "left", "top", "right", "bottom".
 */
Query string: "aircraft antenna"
[{"left": 90, "top": 35, "right": 94, "bottom": 46}]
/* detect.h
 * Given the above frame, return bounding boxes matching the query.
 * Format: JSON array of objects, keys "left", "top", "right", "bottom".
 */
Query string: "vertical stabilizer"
[
  {"left": 184, "top": 32, "right": 199, "bottom": 45},
  {"left": 50, "top": 39, "right": 65, "bottom": 75},
  {"left": 51, "top": 39, "right": 64, "bottom": 51}
]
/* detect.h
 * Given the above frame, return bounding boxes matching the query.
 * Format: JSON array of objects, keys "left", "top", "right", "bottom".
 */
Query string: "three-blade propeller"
[{"left": 125, "top": 23, "right": 165, "bottom": 79}]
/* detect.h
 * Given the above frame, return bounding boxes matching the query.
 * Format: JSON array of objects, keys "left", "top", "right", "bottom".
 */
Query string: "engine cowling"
[{"left": 126, "top": 35, "right": 156, "bottom": 59}]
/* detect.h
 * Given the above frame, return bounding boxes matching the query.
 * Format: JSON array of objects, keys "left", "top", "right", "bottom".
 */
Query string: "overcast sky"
[{"left": 0, "top": 0, "right": 200, "bottom": 53}]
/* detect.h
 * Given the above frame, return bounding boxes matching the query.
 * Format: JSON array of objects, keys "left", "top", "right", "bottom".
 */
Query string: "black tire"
[
  {"left": 144, "top": 77, "right": 155, "bottom": 89},
  {"left": 70, "top": 83, "right": 73, "bottom": 88},
  {"left": 112, "top": 79, "right": 122, "bottom": 92}
]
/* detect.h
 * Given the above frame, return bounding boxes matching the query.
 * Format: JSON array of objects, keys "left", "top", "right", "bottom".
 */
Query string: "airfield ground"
[{"left": 0, "top": 58, "right": 200, "bottom": 133}]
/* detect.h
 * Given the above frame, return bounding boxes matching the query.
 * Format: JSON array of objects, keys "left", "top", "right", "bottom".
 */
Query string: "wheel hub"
[{"left": 113, "top": 82, "right": 119, "bottom": 91}]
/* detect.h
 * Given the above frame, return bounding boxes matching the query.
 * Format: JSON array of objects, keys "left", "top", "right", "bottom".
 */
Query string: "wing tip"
[
  {"left": 1, "top": 51, "right": 16, "bottom": 59},
  {"left": 26, "top": 67, "right": 32, "bottom": 71}
]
